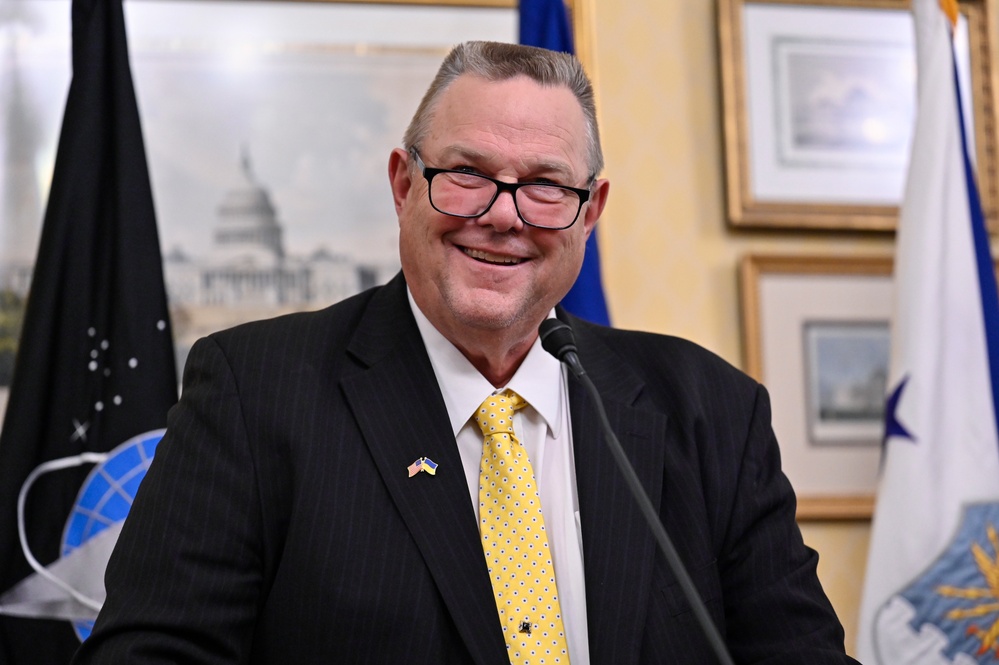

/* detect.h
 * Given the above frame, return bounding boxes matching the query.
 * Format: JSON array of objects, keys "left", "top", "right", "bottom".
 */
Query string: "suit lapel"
[
  {"left": 341, "top": 276, "right": 507, "bottom": 665},
  {"left": 568, "top": 316, "right": 668, "bottom": 665}
]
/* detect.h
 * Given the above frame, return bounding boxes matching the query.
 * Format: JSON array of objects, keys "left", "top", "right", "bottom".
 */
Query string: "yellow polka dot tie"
[{"left": 475, "top": 389, "right": 570, "bottom": 665}]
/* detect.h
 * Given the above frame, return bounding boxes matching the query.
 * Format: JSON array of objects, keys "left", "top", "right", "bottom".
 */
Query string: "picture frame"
[
  {"left": 718, "top": 0, "right": 998, "bottom": 230},
  {"left": 740, "top": 254, "right": 894, "bottom": 519},
  {"left": 803, "top": 320, "right": 890, "bottom": 445},
  {"left": 0, "top": 0, "right": 592, "bottom": 426}
]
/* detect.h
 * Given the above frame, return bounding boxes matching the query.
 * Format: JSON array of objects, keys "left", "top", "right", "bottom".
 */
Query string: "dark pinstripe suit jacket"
[{"left": 73, "top": 273, "right": 857, "bottom": 664}]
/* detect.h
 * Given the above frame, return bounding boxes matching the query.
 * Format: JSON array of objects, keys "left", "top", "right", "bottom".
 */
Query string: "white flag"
[{"left": 856, "top": 0, "right": 999, "bottom": 662}]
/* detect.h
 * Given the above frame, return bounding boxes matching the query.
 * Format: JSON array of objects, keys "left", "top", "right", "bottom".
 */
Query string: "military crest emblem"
[{"left": 873, "top": 502, "right": 999, "bottom": 663}]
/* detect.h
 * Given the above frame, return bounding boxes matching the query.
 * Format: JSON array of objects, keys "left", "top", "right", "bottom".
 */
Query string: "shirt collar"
[{"left": 407, "top": 288, "right": 565, "bottom": 437}]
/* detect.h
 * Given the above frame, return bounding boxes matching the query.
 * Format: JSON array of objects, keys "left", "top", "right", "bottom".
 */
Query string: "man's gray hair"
[{"left": 403, "top": 40, "right": 604, "bottom": 179}]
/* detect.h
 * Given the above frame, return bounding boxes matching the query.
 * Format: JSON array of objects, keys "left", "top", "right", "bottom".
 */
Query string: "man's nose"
[{"left": 475, "top": 189, "right": 523, "bottom": 233}]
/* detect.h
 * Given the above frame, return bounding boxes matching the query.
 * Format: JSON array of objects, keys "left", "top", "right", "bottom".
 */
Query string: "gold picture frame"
[
  {"left": 740, "top": 254, "right": 894, "bottom": 519},
  {"left": 718, "top": 0, "right": 998, "bottom": 230}
]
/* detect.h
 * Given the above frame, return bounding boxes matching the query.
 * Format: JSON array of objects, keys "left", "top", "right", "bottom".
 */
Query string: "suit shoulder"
[
  {"left": 182, "top": 287, "right": 386, "bottom": 382},
  {"left": 206, "top": 285, "right": 379, "bottom": 350},
  {"left": 580, "top": 321, "right": 755, "bottom": 392},
  {"left": 571, "top": 320, "right": 765, "bottom": 438}
]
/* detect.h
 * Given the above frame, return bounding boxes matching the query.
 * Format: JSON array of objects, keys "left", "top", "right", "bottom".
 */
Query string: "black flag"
[{"left": 0, "top": 0, "right": 177, "bottom": 661}]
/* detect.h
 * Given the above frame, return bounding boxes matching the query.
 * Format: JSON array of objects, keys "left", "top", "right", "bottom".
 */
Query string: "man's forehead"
[
  {"left": 423, "top": 75, "right": 587, "bottom": 169},
  {"left": 437, "top": 144, "right": 576, "bottom": 178}
]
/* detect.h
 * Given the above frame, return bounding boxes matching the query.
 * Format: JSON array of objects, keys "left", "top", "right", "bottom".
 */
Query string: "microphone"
[
  {"left": 538, "top": 318, "right": 585, "bottom": 379},
  {"left": 539, "top": 318, "right": 736, "bottom": 665}
]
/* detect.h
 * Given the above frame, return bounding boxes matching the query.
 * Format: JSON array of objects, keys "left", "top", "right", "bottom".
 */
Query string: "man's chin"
[
  {"left": 451, "top": 308, "right": 522, "bottom": 332},
  {"left": 444, "top": 293, "right": 536, "bottom": 333}
]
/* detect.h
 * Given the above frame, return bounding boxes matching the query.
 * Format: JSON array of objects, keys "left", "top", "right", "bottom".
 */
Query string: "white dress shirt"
[{"left": 408, "top": 291, "right": 590, "bottom": 664}]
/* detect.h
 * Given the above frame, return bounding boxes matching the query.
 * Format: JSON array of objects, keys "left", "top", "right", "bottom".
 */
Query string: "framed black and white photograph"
[
  {"left": 803, "top": 320, "right": 890, "bottom": 446},
  {"left": 740, "top": 254, "right": 894, "bottom": 519},
  {"left": 3, "top": 0, "right": 588, "bottom": 425},
  {"left": 718, "top": 0, "right": 998, "bottom": 230}
]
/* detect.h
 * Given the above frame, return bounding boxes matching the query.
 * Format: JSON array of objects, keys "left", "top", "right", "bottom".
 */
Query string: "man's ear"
[
  {"left": 581, "top": 178, "right": 610, "bottom": 239},
  {"left": 388, "top": 148, "right": 413, "bottom": 216}
]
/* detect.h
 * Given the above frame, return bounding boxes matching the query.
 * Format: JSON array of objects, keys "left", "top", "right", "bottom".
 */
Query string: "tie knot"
[{"left": 474, "top": 389, "right": 526, "bottom": 438}]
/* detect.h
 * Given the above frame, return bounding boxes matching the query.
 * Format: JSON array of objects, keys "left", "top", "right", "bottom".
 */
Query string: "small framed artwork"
[
  {"left": 718, "top": 0, "right": 998, "bottom": 230},
  {"left": 740, "top": 254, "right": 894, "bottom": 519},
  {"left": 803, "top": 320, "right": 890, "bottom": 445}
]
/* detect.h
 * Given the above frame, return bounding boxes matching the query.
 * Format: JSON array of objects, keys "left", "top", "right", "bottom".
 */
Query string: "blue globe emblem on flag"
[
  {"left": 60, "top": 429, "right": 164, "bottom": 641},
  {"left": 874, "top": 502, "right": 999, "bottom": 663}
]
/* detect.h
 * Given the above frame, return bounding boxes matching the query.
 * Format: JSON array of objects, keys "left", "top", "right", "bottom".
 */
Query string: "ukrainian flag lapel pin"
[{"left": 407, "top": 457, "right": 438, "bottom": 477}]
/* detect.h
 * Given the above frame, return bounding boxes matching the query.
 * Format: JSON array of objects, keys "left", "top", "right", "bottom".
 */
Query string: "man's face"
[{"left": 389, "top": 74, "right": 608, "bottom": 345}]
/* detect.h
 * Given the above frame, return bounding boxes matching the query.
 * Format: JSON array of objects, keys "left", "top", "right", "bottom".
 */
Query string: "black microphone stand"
[{"left": 540, "top": 319, "right": 736, "bottom": 665}]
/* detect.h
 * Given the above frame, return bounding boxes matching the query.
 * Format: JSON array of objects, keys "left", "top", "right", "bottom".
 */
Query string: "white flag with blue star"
[{"left": 857, "top": 0, "right": 999, "bottom": 662}]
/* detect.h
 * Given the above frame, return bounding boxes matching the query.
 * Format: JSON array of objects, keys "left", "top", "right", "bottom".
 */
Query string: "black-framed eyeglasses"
[{"left": 410, "top": 149, "right": 591, "bottom": 230}]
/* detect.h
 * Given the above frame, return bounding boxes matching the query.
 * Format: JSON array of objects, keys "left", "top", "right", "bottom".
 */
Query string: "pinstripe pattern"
[{"left": 73, "top": 273, "right": 857, "bottom": 664}]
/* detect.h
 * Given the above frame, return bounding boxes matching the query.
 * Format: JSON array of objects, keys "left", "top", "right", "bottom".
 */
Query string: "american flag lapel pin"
[{"left": 407, "top": 457, "right": 438, "bottom": 477}]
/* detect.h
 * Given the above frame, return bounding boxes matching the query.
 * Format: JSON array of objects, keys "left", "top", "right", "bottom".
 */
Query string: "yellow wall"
[{"left": 588, "top": 0, "right": 900, "bottom": 655}]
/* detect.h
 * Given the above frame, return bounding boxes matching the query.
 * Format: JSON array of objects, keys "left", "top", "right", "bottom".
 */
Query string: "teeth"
[{"left": 463, "top": 247, "right": 523, "bottom": 265}]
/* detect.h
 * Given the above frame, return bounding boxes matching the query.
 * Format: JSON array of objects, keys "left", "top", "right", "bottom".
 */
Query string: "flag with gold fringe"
[{"left": 856, "top": 0, "right": 999, "bottom": 661}]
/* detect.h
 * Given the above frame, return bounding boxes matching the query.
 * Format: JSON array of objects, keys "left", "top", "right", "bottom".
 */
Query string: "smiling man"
[
  {"left": 390, "top": 69, "right": 608, "bottom": 387},
  {"left": 73, "top": 42, "right": 858, "bottom": 665}
]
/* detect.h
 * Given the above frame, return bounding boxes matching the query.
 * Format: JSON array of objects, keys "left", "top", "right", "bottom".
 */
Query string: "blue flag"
[{"left": 519, "top": 0, "right": 611, "bottom": 326}]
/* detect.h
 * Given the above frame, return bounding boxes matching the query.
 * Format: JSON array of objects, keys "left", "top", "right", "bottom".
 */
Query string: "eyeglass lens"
[{"left": 429, "top": 171, "right": 581, "bottom": 229}]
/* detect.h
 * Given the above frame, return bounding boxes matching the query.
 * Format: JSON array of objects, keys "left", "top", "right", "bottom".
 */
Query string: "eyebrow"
[{"left": 437, "top": 145, "right": 576, "bottom": 182}]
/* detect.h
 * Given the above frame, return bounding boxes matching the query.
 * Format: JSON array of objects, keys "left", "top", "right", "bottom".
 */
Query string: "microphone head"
[{"left": 539, "top": 318, "right": 577, "bottom": 361}]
